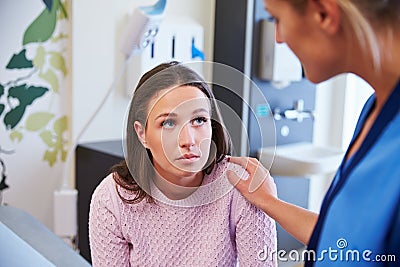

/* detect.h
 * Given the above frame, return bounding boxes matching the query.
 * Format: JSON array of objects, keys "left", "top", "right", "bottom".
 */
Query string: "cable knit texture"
[{"left": 89, "top": 158, "right": 277, "bottom": 266}]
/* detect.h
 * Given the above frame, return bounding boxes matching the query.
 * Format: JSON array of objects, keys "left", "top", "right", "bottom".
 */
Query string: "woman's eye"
[
  {"left": 161, "top": 119, "right": 175, "bottom": 129},
  {"left": 192, "top": 117, "right": 208, "bottom": 126}
]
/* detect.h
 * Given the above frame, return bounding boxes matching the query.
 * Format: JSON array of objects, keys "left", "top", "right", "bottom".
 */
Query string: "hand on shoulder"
[{"left": 226, "top": 156, "right": 277, "bottom": 210}]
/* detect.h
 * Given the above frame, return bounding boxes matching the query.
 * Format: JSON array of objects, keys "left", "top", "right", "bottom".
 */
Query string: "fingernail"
[{"left": 226, "top": 170, "right": 240, "bottom": 185}]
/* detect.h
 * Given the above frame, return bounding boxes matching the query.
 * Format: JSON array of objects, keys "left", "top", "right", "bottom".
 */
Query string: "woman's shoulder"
[
  {"left": 207, "top": 156, "right": 249, "bottom": 182},
  {"left": 215, "top": 158, "right": 264, "bottom": 214},
  {"left": 91, "top": 173, "right": 116, "bottom": 203},
  {"left": 92, "top": 173, "right": 114, "bottom": 194},
  {"left": 89, "top": 173, "right": 123, "bottom": 223}
]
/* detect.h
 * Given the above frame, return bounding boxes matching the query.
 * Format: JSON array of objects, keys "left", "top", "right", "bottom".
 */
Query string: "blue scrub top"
[{"left": 306, "top": 81, "right": 400, "bottom": 266}]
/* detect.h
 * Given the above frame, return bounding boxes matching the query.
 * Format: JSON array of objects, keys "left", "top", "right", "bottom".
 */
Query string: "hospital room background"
[{"left": 0, "top": 0, "right": 373, "bottom": 266}]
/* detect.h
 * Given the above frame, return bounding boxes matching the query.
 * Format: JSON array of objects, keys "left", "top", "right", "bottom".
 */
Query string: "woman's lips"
[{"left": 177, "top": 153, "right": 200, "bottom": 162}]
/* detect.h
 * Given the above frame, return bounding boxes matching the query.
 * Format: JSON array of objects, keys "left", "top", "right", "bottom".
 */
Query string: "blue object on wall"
[
  {"left": 191, "top": 38, "right": 205, "bottom": 60},
  {"left": 140, "top": 0, "right": 167, "bottom": 15}
]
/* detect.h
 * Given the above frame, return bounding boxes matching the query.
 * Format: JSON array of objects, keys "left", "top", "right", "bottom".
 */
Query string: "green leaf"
[
  {"left": 58, "top": 0, "right": 68, "bottom": 20},
  {"left": 4, "top": 84, "right": 48, "bottom": 129},
  {"left": 0, "top": 104, "right": 4, "bottom": 117},
  {"left": 49, "top": 52, "right": 67, "bottom": 75},
  {"left": 25, "top": 112, "right": 55, "bottom": 131},
  {"left": 23, "top": 0, "right": 59, "bottom": 45},
  {"left": 10, "top": 131, "right": 23, "bottom": 142},
  {"left": 43, "top": 0, "right": 53, "bottom": 11},
  {"left": 43, "top": 149, "right": 57, "bottom": 166},
  {"left": 6, "top": 49, "right": 33, "bottom": 69},
  {"left": 61, "top": 149, "right": 67, "bottom": 161},
  {"left": 33, "top": 46, "right": 46, "bottom": 70},
  {"left": 39, "top": 69, "right": 59, "bottom": 93},
  {"left": 51, "top": 33, "right": 67, "bottom": 43},
  {"left": 0, "top": 85, "right": 4, "bottom": 117},
  {"left": 8, "top": 84, "right": 48, "bottom": 104},
  {"left": 53, "top": 115, "right": 67, "bottom": 135},
  {"left": 40, "top": 130, "right": 55, "bottom": 147},
  {"left": 4, "top": 106, "right": 26, "bottom": 130},
  {"left": 53, "top": 137, "right": 63, "bottom": 151}
]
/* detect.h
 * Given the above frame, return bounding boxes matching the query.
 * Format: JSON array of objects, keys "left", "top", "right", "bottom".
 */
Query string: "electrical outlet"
[
  {"left": 54, "top": 189, "right": 78, "bottom": 238},
  {"left": 125, "top": 17, "right": 204, "bottom": 96}
]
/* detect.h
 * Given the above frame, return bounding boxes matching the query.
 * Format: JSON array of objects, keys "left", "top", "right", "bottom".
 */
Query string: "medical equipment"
[
  {"left": 120, "top": 0, "right": 166, "bottom": 58},
  {"left": 125, "top": 17, "right": 205, "bottom": 95}
]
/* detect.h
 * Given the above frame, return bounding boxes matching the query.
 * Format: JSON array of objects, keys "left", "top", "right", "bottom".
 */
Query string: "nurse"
[{"left": 228, "top": 0, "right": 400, "bottom": 266}]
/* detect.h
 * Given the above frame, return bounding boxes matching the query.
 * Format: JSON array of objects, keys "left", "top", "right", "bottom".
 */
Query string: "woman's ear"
[
  {"left": 134, "top": 121, "right": 147, "bottom": 148},
  {"left": 310, "top": 0, "right": 341, "bottom": 35}
]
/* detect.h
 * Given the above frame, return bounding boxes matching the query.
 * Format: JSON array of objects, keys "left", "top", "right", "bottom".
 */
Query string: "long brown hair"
[{"left": 111, "top": 61, "right": 231, "bottom": 203}]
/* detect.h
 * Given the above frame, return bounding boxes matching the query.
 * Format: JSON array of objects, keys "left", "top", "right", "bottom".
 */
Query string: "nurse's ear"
[
  {"left": 134, "top": 121, "right": 148, "bottom": 148},
  {"left": 310, "top": 0, "right": 341, "bottom": 35}
]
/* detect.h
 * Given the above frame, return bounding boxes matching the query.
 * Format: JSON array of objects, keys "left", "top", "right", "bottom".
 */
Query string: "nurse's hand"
[
  {"left": 227, "top": 156, "right": 319, "bottom": 245},
  {"left": 227, "top": 156, "right": 277, "bottom": 211}
]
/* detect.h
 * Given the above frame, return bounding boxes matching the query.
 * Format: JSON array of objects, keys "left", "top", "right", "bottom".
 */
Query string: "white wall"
[{"left": 313, "top": 74, "right": 373, "bottom": 150}]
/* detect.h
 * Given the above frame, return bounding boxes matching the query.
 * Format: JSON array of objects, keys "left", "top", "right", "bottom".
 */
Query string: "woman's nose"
[{"left": 178, "top": 124, "right": 196, "bottom": 148}]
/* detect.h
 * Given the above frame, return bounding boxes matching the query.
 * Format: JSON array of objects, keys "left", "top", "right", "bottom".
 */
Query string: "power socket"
[{"left": 53, "top": 189, "right": 78, "bottom": 239}]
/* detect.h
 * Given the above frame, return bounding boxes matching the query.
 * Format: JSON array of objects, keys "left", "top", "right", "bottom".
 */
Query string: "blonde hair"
[{"left": 286, "top": 0, "right": 400, "bottom": 70}]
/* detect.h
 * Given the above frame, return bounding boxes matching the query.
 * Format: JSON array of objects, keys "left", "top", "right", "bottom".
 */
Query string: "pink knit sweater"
[{"left": 89, "top": 158, "right": 277, "bottom": 266}]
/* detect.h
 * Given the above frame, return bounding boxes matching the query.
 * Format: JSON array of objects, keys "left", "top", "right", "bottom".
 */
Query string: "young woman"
[
  {"left": 89, "top": 62, "right": 277, "bottom": 266},
  {"left": 228, "top": 0, "right": 400, "bottom": 266}
]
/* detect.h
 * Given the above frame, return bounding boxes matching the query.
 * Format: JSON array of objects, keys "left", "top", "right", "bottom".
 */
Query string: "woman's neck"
[
  {"left": 344, "top": 32, "right": 400, "bottom": 161},
  {"left": 152, "top": 171, "right": 203, "bottom": 200},
  {"left": 354, "top": 31, "right": 400, "bottom": 112}
]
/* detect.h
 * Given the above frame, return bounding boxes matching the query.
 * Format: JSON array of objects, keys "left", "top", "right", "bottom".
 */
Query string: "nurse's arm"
[{"left": 227, "top": 156, "right": 318, "bottom": 245}]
